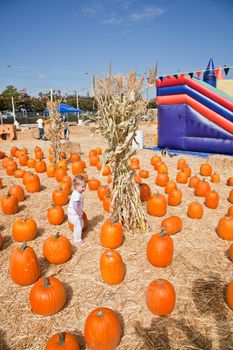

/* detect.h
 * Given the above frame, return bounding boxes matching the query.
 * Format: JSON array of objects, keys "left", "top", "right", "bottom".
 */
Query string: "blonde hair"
[{"left": 73, "top": 175, "right": 87, "bottom": 187}]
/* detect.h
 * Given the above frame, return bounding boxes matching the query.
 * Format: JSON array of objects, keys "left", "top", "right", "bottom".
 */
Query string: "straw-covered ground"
[{"left": 0, "top": 124, "right": 233, "bottom": 350}]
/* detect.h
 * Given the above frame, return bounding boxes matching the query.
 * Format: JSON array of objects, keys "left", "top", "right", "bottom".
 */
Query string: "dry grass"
[{"left": 0, "top": 124, "right": 233, "bottom": 350}]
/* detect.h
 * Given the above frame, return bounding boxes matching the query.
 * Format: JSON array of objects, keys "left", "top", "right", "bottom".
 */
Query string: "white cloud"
[{"left": 129, "top": 6, "right": 164, "bottom": 22}]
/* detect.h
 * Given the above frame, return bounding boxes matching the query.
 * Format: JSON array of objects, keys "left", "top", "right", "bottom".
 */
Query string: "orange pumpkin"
[
  {"left": 72, "top": 161, "right": 85, "bottom": 175},
  {"left": 88, "top": 149, "right": 97, "bottom": 158},
  {"left": 70, "top": 153, "right": 81, "bottom": 163},
  {"left": 95, "top": 147, "right": 102, "bottom": 155},
  {"left": 167, "top": 188, "right": 182, "bottom": 206},
  {"left": 165, "top": 181, "right": 177, "bottom": 194},
  {"left": 177, "top": 158, "right": 187, "bottom": 170},
  {"left": 9, "top": 184, "right": 25, "bottom": 202},
  {"left": 101, "top": 165, "right": 111, "bottom": 176},
  {"left": 147, "top": 231, "right": 174, "bottom": 267},
  {"left": 1, "top": 194, "right": 19, "bottom": 215},
  {"left": 200, "top": 163, "right": 212, "bottom": 176},
  {"left": 0, "top": 233, "right": 3, "bottom": 249},
  {"left": 228, "top": 206, "right": 233, "bottom": 217},
  {"left": 100, "top": 218, "right": 123, "bottom": 249},
  {"left": 176, "top": 170, "right": 188, "bottom": 184},
  {"left": 229, "top": 189, "right": 233, "bottom": 204},
  {"left": 100, "top": 249, "right": 125, "bottom": 285},
  {"left": 155, "top": 173, "right": 169, "bottom": 187},
  {"left": 103, "top": 195, "right": 111, "bottom": 213},
  {"left": 89, "top": 155, "right": 100, "bottom": 166},
  {"left": 54, "top": 167, "right": 67, "bottom": 182},
  {"left": 29, "top": 276, "right": 66, "bottom": 316},
  {"left": 25, "top": 173, "right": 41, "bottom": 192},
  {"left": 147, "top": 193, "right": 167, "bottom": 217},
  {"left": 146, "top": 279, "right": 176, "bottom": 316},
  {"left": 84, "top": 308, "right": 122, "bottom": 350},
  {"left": 47, "top": 206, "right": 65, "bottom": 225},
  {"left": 97, "top": 185, "right": 111, "bottom": 201},
  {"left": 204, "top": 190, "right": 219, "bottom": 209},
  {"left": 43, "top": 233, "right": 72, "bottom": 264},
  {"left": 45, "top": 332, "right": 80, "bottom": 350},
  {"left": 88, "top": 178, "right": 100, "bottom": 191},
  {"left": 14, "top": 169, "right": 25, "bottom": 178},
  {"left": 139, "top": 169, "right": 149, "bottom": 179},
  {"left": 226, "top": 177, "right": 233, "bottom": 186},
  {"left": 194, "top": 179, "right": 211, "bottom": 197},
  {"left": 211, "top": 172, "right": 220, "bottom": 183},
  {"left": 226, "top": 281, "right": 233, "bottom": 310},
  {"left": 52, "top": 189, "right": 69, "bottom": 206},
  {"left": 228, "top": 243, "right": 233, "bottom": 261},
  {"left": 12, "top": 217, "right": 37, "bottom": 242},
  {"left": 187, "top": 201, "right": 203, "bottom": 219},
  {"left": 47, "top": 165, "right": 56, "bottom": 178},
  {"left": 161, "top": 215, "right": 182, "bottom": 235},
  {"left": 10, "top": 243, "right": 40, "bottom": 286},
  {"left": 188, "top": 175, "right": 200, "bottom": 188},
  {"left": 157, "top": 163, "right": 168, "bottom": 174},
  {"left": 19, "top": 154, "right": 29, "bottom": 166},
  {"left": 150, "top": 155, "right": 161, "bottom": 166},
  {"left": 27, "top": 158, "right": 36, "bottom": 168},
  {"left": 216, "top": 216, "right": 233, "bottom": 240}
]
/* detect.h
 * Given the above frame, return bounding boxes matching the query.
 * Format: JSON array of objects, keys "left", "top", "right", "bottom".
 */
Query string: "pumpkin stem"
[
  {"left": 20, "top": 242, "right": 27, "bottom": 251},
  {"left": 55, "top": 232, "right": 60, "bottom": 239},
  {"left": 157, "top": 280, "right": 164, "bottom": 286},
  {"left": 44, "top": 277, "right": 51, "bottom": 288},
  {"left": 58, "top": 331, "right": 65, "bottom": 345},
  {"left": 160, "top": 227, "right": 167, "bottom": 237},
  {"left": 111, "top": 215, "right": 119, "bottom": 224},
  {"left": 97, "top": 310, "right": 104, "bottom": 318}
]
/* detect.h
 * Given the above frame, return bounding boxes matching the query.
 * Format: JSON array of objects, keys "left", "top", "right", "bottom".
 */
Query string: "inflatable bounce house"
[{"left": 156, "top": 58, "right": 233, "bottom": 154}]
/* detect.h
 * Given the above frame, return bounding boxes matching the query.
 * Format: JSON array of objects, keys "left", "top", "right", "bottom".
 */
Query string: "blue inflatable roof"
[{"left": 44, "top": 103, "right": 83, "bottom": 115}]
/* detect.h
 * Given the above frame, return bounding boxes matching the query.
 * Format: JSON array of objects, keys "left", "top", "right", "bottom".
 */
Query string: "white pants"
[{"left": 68, "top": 214, "right": 83, "bottom": 242}]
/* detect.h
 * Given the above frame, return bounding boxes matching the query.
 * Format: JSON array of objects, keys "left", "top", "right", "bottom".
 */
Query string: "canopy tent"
[{"left": 44, "top": 103, "right": 83, "bottom": 115}]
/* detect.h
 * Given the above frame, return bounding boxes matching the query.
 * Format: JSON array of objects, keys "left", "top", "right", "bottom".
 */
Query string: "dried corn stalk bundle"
[
  {"left": 93, "top": 71, "right": 150, "bottom": 232},
  {"left": 46, "top": 99, "right": 62, "bottom": 164}
]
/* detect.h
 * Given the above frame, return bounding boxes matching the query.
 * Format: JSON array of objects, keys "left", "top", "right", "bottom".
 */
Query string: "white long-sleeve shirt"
[{"left": 68, "top": 190, "right": 84, "bottom": 218}]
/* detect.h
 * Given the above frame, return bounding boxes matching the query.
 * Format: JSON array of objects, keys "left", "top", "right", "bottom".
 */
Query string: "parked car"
[{"left": 0, "top": 112, "right": 14, "bottom": 119}]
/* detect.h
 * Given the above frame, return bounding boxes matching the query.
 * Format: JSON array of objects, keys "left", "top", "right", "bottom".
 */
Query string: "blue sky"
[{"left": 0, "top": 0, "right": 232, "bottom": 97}]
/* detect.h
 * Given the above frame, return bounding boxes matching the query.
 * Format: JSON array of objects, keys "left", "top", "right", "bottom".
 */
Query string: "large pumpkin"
[
  {"left": 100, "top": 249, "right": 125, "bottom": 285},
  {"left": 167, "top": 188, "right": 182, "bottom": 206},
  {"left": 146, "top": 278, "right": 176, "bottom": 316},
  {"left": 204, "top": 190, "right": 219, "bottom": 209},
  {"left": 84, "top": 307, "right": 122, "bottom": 350},
  {"left": 187, "top": 201, "right": 203, "bottom": 219},
  {"left": 147, "top": 231, "right": 174, "bottom": 267},
  {"left": 25, "top": 173, "right": 41, "bottom": 192},
  {"left": 43, "top": 233, "right": 72, "bottom": 264},
  {"left": 8, "top": 184, "right": 25, "bottom": 202},
  {"left": 194, "top": 179, "right": 211, "bottom": 197},
  {"left": 97, "top": 185, "right": 111, "bottom": 201},
  {"left": 100, "top": 218, "right": 123, "bottom": 249},
  {"left": 12, "top": 217, "right": 37, "bottom": 242},
  {"left": 52, "top": 189, "right": 69, "bottom": 206},
  {"left": 45, "top": 332, "right": 80, "bottom": 350},
  {"left": 9, "top": 243, "right": 40, "bottom": 286},
  {"left": 29, "top": 276, "right": 66, "bottom": 316}
]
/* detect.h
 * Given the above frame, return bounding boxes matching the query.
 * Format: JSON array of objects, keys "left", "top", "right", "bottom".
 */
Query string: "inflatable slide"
[{"left": 156, "top": 75, "right": 233, "bottom": 154}]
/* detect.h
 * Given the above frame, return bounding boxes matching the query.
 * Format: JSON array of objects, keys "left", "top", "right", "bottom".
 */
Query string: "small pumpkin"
[
  {"left": 84, "top": 307, "right": 122, "bottom": 350},
  {"left": 229, "top": 189, "right": 233, "bottom": 204},
  {"left": 167, "top": 188, "right": 182, "bottom": 206},
  {"left": 226, "top": 281, "right": 233, "bottom": 310},
  {"left": 25, "top": 173, "right": 41, "bottom": 192},
  {"left": 204, "top": 190, "right": 219, "bottom": 209},
  {"left": 103, "top": 194, "right": 111, "bottom": 213},
  {"left": 228, "top": 243, "right": 233, "bottom": 261},
  {"left": 100, "top": 249, "right": 125, "bottom": 285},
  {"left": 45, "top": 332, "right": 80, "bottom": 350},
  {"left": 165, "top": 181, "right": 177, "bottom": 194},
  {"left": 97, "top": 185, "right": 111, "bottom": 201},
  {"left": 146, "top": 278, "right": 176, "bottom": 316},
  {"left": 161, "top": 215, "right": 182, "bottom": 235},
  {"left": 43, "top": 233, "right": 72, "bottom": 264},
  {"left": 52, "top": 189, "right": 69, "bottom": 206},
  {"left": 226, "top": 177, "right": 233, "bottom": 186},
  {"left": 150, "top": 155, "right": 161, "bottom": 166},
  {"left": 177, "top": 158, "right": 187, "bottom": 170},
  {"left": 0, "top": 233, "right": 3, "bottom": 249},
  {"left": 200, "top": 163, "right": 212, "bottom": 176},
  {"left": 194, "top": 179, "right": 211, "bottom": 197},
  {"left": 10, "top": 243, "right": 40, "bottom": 286},
  {"left": 176, "top": 170, "right": 188, "bottom": 184},
  {"left": 47, "top": 205, "right": 65, "bottom": 225},
  {"left": 88, "top": 178, "right": 100, "bottom": 191},
  {"left": 188, "top": 175, "right": 200, "bottom": 188},
  {"left": 211, "top": 172, "right": 220, "bottom": 183},
  {"left": 147, "top": 193, "right": 167, "bottom": 217},
  {"left": 139, "top": 169, "right": 149, "bottom": 179},
  {"left": 155, "top": 173, "right": 169, "bottom": 187},
  {"left": 139, "top": 183, "right": 151, "bottom": 202},
  {"left": 216, "top": 216, "right": 233, "bottom": 240},
  {"left": 12, "top": 217, "right": 37, "bottom": 242},
  {"left": 29, "top": 276, "right": 66, "bottom": 316},
  {"left": 1, "top": 194, "right": 19, "bottom": 215},
  {"left": 187, "top": 201, "right": 203, "bottom": 219},
  {"left": 9, "top": 184, "right": 25, "bottom": 202},
  {"left": 228, "top": 206, "right": 233, "bottom": 217}
]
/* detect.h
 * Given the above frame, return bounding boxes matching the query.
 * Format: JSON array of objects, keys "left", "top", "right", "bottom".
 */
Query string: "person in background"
[
  {"left": 36, "top": 115, "right": 45, "bottom": 140},
  {"left": 67, "top": 175, "right": 87, "bottom": 246},
  {"left": 62, "top": 114, "right": 69, "bottom": 139}
]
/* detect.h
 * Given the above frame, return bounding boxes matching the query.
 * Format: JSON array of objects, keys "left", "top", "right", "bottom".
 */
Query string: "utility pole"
[
  {"left": 11, "top": 97, "right": 16, "bottom": 124},
  {"left": 76, "top": 91, "right": 80, "bottom": 123}
]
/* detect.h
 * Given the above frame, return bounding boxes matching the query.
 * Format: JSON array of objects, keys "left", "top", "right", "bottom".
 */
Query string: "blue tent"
[{"left": 44, "top": 103, "right": 83, "bottom": 115}]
